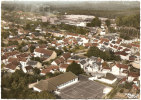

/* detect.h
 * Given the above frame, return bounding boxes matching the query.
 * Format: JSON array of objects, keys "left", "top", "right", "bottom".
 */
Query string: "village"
[{"left": 1, "top": 2, "right": 140, "bottom": 99}]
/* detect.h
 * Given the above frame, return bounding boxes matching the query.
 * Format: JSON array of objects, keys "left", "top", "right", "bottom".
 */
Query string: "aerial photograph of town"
[{"left": 1, "top": 0, "right": 140, "bottom": 99}]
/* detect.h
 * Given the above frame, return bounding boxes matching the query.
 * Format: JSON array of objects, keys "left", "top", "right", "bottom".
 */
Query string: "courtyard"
[{"left": 59, "top": 75, "right": 107, "bottom": 99}]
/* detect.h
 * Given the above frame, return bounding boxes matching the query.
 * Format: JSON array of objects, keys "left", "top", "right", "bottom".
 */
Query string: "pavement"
[{"left": 59, "top": 75, "right": 106, "bottom": 99}]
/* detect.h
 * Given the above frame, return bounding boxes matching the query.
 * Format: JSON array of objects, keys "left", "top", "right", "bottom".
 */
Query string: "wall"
[
  {"left": 57, "top": 78, "right": 78, "bottom": 89},
  {"left": 33, "top": 87, "right": 42, "bottom": 92},
  {"left": 98, "top": 78, "right": 117, "bottom": 84}
]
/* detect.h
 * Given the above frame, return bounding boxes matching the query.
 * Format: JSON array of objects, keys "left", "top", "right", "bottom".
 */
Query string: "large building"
[{"left": 32, "top": 72, "right": 78, "bottom": 92}]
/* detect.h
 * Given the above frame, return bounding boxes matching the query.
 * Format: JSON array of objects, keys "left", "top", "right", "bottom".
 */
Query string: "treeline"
[
  {"left": 87, "top": 17, "right": 101, "bottom": 27},
  {"left": 58, "top": 9, "right": 139, "bottom": 19},
  {"left": 86, "top": 46, "right": 121, "bottom": 61},
  {"left": 118, "top": 27, "right": 140, "bottom": 40},
  {"left": 57, "top": 23, "right": 88, "bottom": 35},
  {"left": 116, "top": 14, "right": 140, "bottom": 29}
]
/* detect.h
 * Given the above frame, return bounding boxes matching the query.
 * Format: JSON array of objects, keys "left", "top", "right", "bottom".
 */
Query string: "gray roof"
[
  {"left": 90, "top": 56, "right": 97, "bottom": 61},
  {"left": 112, "top": 41, "right": 115, "bottom": 44},
  {"left": 27, "top": 60, "right": 38, "bottom": 66},
  {"left": 104, "top": 73, "right": 116, "bottom": 80},
  {"left": 104, "top": 42, "right": 108, "bottom": 45},
  {"left": 80, "top": 60, "right": 87, "bottom": 65},
  {"left": 34, "top": 72, "right": 78, "bottom": 91}
]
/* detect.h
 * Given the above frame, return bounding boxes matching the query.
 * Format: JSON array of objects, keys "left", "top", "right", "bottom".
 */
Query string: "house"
[
  {"left": 85, "top": 57, "right": 103, "bottom": 73},
  {"left": 26, "top": 60, "right": 42, "bottom": 69},
  {"left": 22, "top": 66, "right": 33, "bottom": 73},
  {"left": 127, "top": 72, "right": 140, "bottom": 82},
  {"left": 112, "top": 64, "right": 128, "bottom": 76},
  {"left": 97, "top": 73, "right": 117, "bottom": 84},
  {"left": 115, "top": 51, "right": 129, "bottom": 60},
  {"left": 51, "top": 57, "right": 65, "bottom": 66},
  {"left": 101, "top": 62, "right": 111, "bottom": 73},
  {"left": 59, "top": 64, "right": 69, "bottom": 72},
  {"left": 1, "top": 55, "right": 8, "bottom": 64},
  {"left": 4, "top": 62, "right": 20, "bottom": 73},
  {"left": 62, "top": 52, "right": 71, "bottom": 60},
  {"left": 8, "top": 57, "right": 18, "bottom": 64},
  {"left": 32, "top": 72, "right": 78, "bottom": 92},
  {"left": 18, "top": 57, "right": 28, "bottom": 67},
  {"left": 120, "top": 77, "right": 127, "bottom": 84},
  {"left": 79, "top": 60, "right": 88, "bottom": 69},
  {"left": 34, "top": 48, "right": 57, "bottom": 61},
  {"left": 40, "top": 65, "right": 59, "bottom": 75}
]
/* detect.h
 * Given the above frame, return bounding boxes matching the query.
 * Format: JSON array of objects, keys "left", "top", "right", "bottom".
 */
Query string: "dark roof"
[
  {"left": 104, "top": 42, "right": 108, "bottom": 45},
  {"left": 33, "top": 32, "right": 41, "bottom": 36},
  {"left": 104, "top": 73, "right": 116, "bottom": 80},
  {"left": 27, "top": 60, "right": 38, "bottom": 66},
  {"left": 25, "top": 66, "right": 33, "bottom": 70},
  {"left": 90, "top": 56, "right": 97, "bottom": 61},
  {"left": 34, "top": 72, "right": 78, "bottom": 91},
  {"left": 112, "top": 41, "right": 115, "bottom": 44},
  {"left": 80, "top": 60, "right": 87, "bottom": 65},
  {"left": 71, "top": 55, "right": 84, "bottom": 60}
]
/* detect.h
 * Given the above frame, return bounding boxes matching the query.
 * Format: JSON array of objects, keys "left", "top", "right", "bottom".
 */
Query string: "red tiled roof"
[
  {"left": 38, "top": 44, "right": 47, "bottom": 48},
  {"left": 17, "top": 57, "right": 27, "bottom": 62},
  {"left": 129, "top": 56, "right": 135, "bottom": 61},
  {"left": 4, "top": 51, "right": 19, "bottom": 57},
  {"left": 62, "top": 53, "right": 71, "bottom": 60},
  {"left": 116, "top": 64, "right": 128, "bottom": 69},
  {"left": 84, "top": 43, "right": 92, "bottom": 47},
  {"left": 8, "top": 57, "right": 18, "bottom": 63},
  {"left": 67, "top": 60, "right": 78, "bottom": 64},
  {"left": 120, "top": 77, "right": 127, "bottom": 83},
  {"left": 128, "top": 72, "right": 140, "bottom": 77},
  {"left": 41, "top": 65, "right": 59, "bottom": 74},
  {"left": 113, "top": 45, "right": 118, "bottom": 49},
  {"left": 133, "top": 84, "right": 139, "bottom": 90},
  {"left": 110, "top": 44, "right": 113, "bottom": 47},
  {"left": 60, "top": 64, "right": 69, "bottom": 68},
  {"left": 25, "top": 66, "right": 33, "bottom": 70},
  {"left": 1, "top": 55, "right": 8, "bottom": 60},
  {"left": 118, "top": 47, "right": 122, "bottom": 50},
  {"left": 17, "top": 53, "right": 29, "bottom": 58},
  {"left": 115, "top": 51, "right": 128, "bottom": 56},
  {"left": 35, "top": 48, "right": 53, "bottom": 56},
  {"left": 133, "top": 78, "right": 138, "bottom": 81},
  {"left": 5, "top": 63, "right": 18, "bottom": 70},
  {"left": 100, "top": 38, "right": 109, "bottom": 42},
  {"left": 130, "top": 44, "right": 140, "bottom": 48}
]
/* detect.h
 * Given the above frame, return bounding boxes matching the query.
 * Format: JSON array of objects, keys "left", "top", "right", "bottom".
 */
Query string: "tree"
[
  {"left": 66, "top": 61, "right": 83, "bottom": 75},
  {"left": 86, "top": 47, "right": 121, "bottom": 61},
  {"left": 33, "top": 68, "right": 41, "bottom": 75},
  {"left": 87, "top": 17, "right": 101, "bottom": 27},
  {"left": 105, "top": 19, "right": 111, "bottom": 27},
  {"left": 30, "top": 45, "right": 36, "bottom": 53},
  {"left": 31, "top": 57, "right": 42, "bottom": 63},
  {"left": 8, "top": 41, "right": 19, "bottom": 46},
  {"left": 36, "top": 91, "right": 56, "bottom": 99}
]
